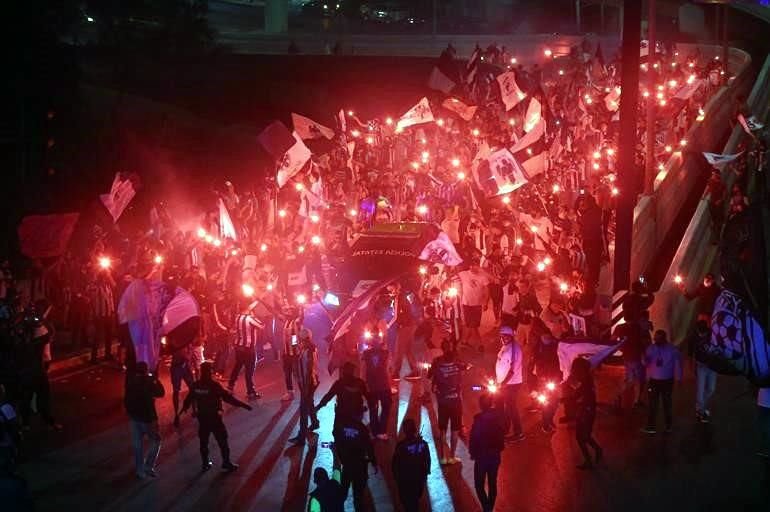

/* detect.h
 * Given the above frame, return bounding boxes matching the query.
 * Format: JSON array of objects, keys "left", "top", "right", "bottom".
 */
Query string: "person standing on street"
[
  {"left": 281, "top": 307, "right": 303, "bottom": 402},
  {"left": 361, "top": 332, "right": 392, "bottom": 440},
  {"left": 333, "top": 411, "right": 377, "bottom": 512},
  {"left": 641, "top": 330, "right": 683, "bottom": 434},
  {"left": 565, "top": 358, "right": 603, "bottom": 469},
  {"left": 458, "top": 259, "right": 490, "bottom": 352},
  {"left": 228, "top": 302, "right": 263, "bottom": 400},
  {"left": 89, "top": 271, "right": 116, "bottom": 363},
  {"left": 392, "top": 284, "right": 421, "bottom": 381},
  {"left": 316, "top": 362, "right": 368, "bottom": 429},
  {"left": 289, "top": 328, "right": 320, "bottom": 446},
  {"left": 688, "top": 320, "right": 718, "bottom": 423},
  {"left": 495, "top": 326, "right": 525, "bottom": 442},
  {"left": 181, "top": 361, "right": 252, "bottom": 472},
  {"left": 124, "top": 362, "right": 164, "bottom": 479},
  {"left": 469, "top": 393, "right": 505, "bottom": 512},
  {"left": 391, "top": 418, "right": 430, "bottom": 512},
  {"left": 170, "top": 345, "right": 195, "bottom": 428},
  {"left": 428, "top": 339, "right": 469, "bottom": 464}
]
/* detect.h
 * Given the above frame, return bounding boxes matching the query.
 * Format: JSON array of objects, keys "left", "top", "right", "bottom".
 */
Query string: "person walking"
[
  {"left": 469, "top": 393, "right": 506, "bottom": 512},
  {"left": 333, "top": 412, "right": 377, "bottom": 512},
  {"left": 316, "top": 362, "right": 368, "bottom": 429},
  {"left": 392, "top": 284, "right": 420, "bottom": 380},
  {"left": 181, "top": 361, "right": 253, "bottom": 472},
  {"left": 565, "top": 358, "right": 603, "bottom": 469},
  {"left": 495, "top": 326, "right": 524, "bottom": 442},
  {"left": 281, "top": 307, "right": 303, "bottom": 402},
  {"left": 289, "top": 328, "right": 320, "bottom": 446},
  {"left": 391, "top": 418, "right": 430, "bottom": 512},
  {"left": 124, "top": 362, "right": 164, "bottom": 479},
  {"left": 428, "top": 339, "right": 469, "bottom": 464},
  {"left": 641, "top": 330, "right": 683, "bottom": 434},
  {"left": 228, "top": 302, "right": 263, "bottom": 400},
  {"left": 361, "top": 333, "right": 392, "bottom": 440},
  {"left": 458, "top": 259, "right": 490, "bottom": 352}
]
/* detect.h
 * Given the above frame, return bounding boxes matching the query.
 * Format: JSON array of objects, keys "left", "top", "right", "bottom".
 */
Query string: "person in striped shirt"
[{"left": 227, "top": 302, "right": 263, "bottom": 399}]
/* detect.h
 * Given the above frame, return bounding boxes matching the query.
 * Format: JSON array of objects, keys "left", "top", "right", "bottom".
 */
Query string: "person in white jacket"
[{"left": 495, "top": 326, "right": 524, "bottom": 442}]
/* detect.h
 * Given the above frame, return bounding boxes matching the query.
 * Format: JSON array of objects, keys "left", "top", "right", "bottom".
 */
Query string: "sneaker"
[
  {"left": 376, "top": 433, "right": 389, "bottom": 441},
  {"left": 247, "top": 392, "right": 262, "bottom": 400},
  {"left": 404, "top": 372, "right": 421, "bottom": 381},
  {"left": 202, "top": 460, "right": 213, "bottom": 471},
  {"left": 391, "top": 374, "right": 401, "bottom": 381},
  {"left": 281, "top": 391, "right": 295, "bottom": 402},
  {"left": 310, "top": 419, "right": 320, "bottom": 431},
  {"left": 288, "top": 435, "right": 306, "bottom": 446},
  {"left": 640, "top": 426, "right": 657, "bottom": 435},
  {"left": 145, "top": 469, "right": 158, "bottom": 478},
  {"left": 505, "top": 433, "right": 525, "bottom": 443},
  {"left": 446, "top": 457, "right": 460, "bottom": 465},
  {"left": 222, "top": 461, "right": 239, "bottom": 472}
]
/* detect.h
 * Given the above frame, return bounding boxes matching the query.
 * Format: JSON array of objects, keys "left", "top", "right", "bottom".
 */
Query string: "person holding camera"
[{"left": 124, "top": 361, "right": 164, "bottom": 479}]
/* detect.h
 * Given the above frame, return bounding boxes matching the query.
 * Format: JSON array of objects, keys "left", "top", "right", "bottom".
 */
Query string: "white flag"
[
  {"left": 276, "top": 132, "right": 312, "bottom": 188},
  {"left": 604, "top": 87, "right": 621, "bottom": 112},
  {"left": 524, "top": 97, "right": 542, "bottom": 133},
  {"left": 703, "top": 151, "right": 743, "bottom": 169},
  {"left": 338, "top": 109, "right": 346, "bottom": 133},
  {"left": 218, "top": 198, "right": 237, "bottom": 240},
  {"left": 487, "top": 148, "right": 529, "bottom": 194},
  {"left": 100, "top": 173, "right": 136, "bottom": 223},
  {"left": 396, "top": 97, "right": 434, "bottom": 130},
  {"left": 496, "top": 72, "right": 527, "bottom": 111},
  {"left": 419, "top": 231, "right": 463, "bottom": 267},
  {"left": 442, "top": 97, "right": 477, "bottom": 121},
  {"left": 521, "top": 151, "right": 548, "bottom": 177},
  {"left": 510, "top": 118, "right": 546, "bottom": 153},
  {"left": 292, "top": 113, "right": 334, "bottom": 140}
]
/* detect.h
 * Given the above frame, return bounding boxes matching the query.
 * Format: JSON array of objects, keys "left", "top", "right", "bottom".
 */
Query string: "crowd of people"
[{"left": 1, "top": 36, "right": 768, "bottom": 511}]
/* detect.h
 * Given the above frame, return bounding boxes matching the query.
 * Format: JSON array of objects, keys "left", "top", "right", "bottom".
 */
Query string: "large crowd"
[{"left": 1, "top": 38, "right": 768, "bottom": 512}]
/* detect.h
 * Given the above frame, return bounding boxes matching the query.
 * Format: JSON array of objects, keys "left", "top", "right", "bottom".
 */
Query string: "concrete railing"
[
  {"left": 629, "top": 45, "right": 753, "bottom": 282},
  {"left": 649, "top": 53, "right": 770, "bottom": 343}
]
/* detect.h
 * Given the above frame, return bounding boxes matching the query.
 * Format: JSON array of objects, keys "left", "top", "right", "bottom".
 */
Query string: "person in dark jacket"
[
  {"left": 566, "top": 358, "right": 603, "bottom": 469},
  {"left": 469, "top": 393, "right": 506, "bottom": 512},
  {"left": 333, "top": 413, "right": 377, "bottom": 512},
  {"left": 392, "top": 418, "right": 430, "bottom": 512},
  {"left": 578, "top": 194, "right": 604, "bottom": 287},
  {"left": 124, "top": 361, "right": 165, "bottom": 478},
  {"left": 181, "top": 361, "right": 252, "bottom": 472},
  {"left": 307, "top": 467, "right": 345, "bottom": 512},
  {"left": 533, "top": 334, "right": 562, "bottom": 432},
  {"left": 316, "top": 362, "right": 368, "bottom": 428}
]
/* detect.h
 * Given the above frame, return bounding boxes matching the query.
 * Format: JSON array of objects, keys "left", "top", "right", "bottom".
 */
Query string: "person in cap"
[{"left": 494, "top": 325, "right": 524, "bottom": 442}]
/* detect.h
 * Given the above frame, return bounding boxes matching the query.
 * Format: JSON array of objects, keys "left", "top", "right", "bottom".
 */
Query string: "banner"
[
  {"left": 521, "top": 151, "right": 548, "bottom": 178},
  {"left": 276, "top": 131, "right": 312, "bottom": 188},
  {"left": 483, "top": 148, "right": 529, "bottom": 195},
  {"left": 703, "top": 151, "right": 743, "bottom": 169},
  {"left": 291, "top": 113, "right": 334, "bottom": 140},
  {"left": 418, "top": 231, "right": 463, "bottom": 267},
  {"left": 524, "top": 97, "right": 542, "bottom": 133},
  {"left": 100, "top": 173, "right": 136, "bottom": 223},
  {"left": 218, "top": 198, "right": 237, "bottom": 240},
  {"left": 442, "top": 97, "right": 477, "bottom": 121},
  {"left": 427, "top": 66, "right": 456, "bottom": 94},
  {"left": 496, "top": 72, "right": 527, "bottom": 111},
  {"left": 396, "top": 97, "right": 434, "bottom": 130},
  {"left": 18, "top": 213, "right": 79, "bottom": 259}
]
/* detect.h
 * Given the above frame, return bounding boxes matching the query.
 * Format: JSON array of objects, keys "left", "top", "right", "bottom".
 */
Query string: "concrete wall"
[
  {"left": 629, "top": 44, "right": 753, "bottom": 283},
  {"left": 649, "top": 54, "right": 770, "bottom": 343}
]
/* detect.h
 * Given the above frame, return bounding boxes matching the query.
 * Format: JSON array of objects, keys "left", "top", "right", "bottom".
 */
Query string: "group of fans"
[{"left": 0, "top": 36, "right": 758, "bottom": 511}]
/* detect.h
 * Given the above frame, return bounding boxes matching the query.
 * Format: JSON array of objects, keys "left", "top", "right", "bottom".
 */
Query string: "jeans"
[
  {"left": 473, "top": 455, "right": 500, "bottom": 512},
  {"left": 340, "top": 458, "right": 368, "bottom": 512},
  {"left": 367, "top": 390, "right": 393, "bottom": 436},
  {"left": 695, "top": 362, "right": 717, "bottom": 414},
  {"left": 297, "top": 385, "right": 319, "bottom": 437},
  {"left": 647, "top": 378, "right": 673, "bottom": 429},
  {"left": 130, "top": 420, "right": 161, "bottom": 473},
  {"left": 228, "top": 347, "right": 256, "bottom": 394},
  {"left": 283, "top": 354, "right": 297, "bottom": 392},
  {"left": 498, "top": 384, "right": 522, "bottom": 436}
]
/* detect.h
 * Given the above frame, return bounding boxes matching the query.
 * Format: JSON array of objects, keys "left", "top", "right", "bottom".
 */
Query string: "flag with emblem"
[
  {"left": 100, "top": 173, "right": 137, "bottom": 222},
  {"left": 442, "top": 97, "right": 477, "bottom": 121},
  {"left": 276, "top": 132, "right": 312, "bottom": 188},
  {"left": 396, "top": 97, "right": 434, "bottom": 130},
  {"left": 292, "top": 113, "right": 334, "bottom": 140},
  {"left": 497, "top": 71, "right": 527, "bottom": 111}
]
